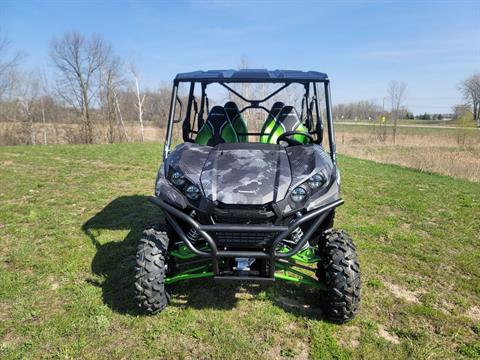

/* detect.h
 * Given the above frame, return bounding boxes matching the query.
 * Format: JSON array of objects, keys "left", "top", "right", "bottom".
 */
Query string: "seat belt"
[
  {"left": 191, "top": 98, "right": 199, "bottom": 135},
  {"left": 307, "top": 98, "right": 314, "bottom": 131}
]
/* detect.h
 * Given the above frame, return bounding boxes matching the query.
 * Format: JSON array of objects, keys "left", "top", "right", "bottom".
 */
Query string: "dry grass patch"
[
  {"left": 466, "top": 306, "right": 480, "bottom": 322},
  {"left": 339, "top": 145, "right": 480, "bottom": 182},
  {"left": 335, "top": 124, "right": 480, "bottom": 181},
  {"left": 383, "top": 280, "right": 422, "bottom": 304},
  {"left": 377, "top": 325, "right": 400, "bottom": 344}
]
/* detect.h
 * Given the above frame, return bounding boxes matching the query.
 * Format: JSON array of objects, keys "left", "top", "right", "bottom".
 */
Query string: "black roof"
[{"left": 174, "top": 69, "right": 328, "bottom": 84}]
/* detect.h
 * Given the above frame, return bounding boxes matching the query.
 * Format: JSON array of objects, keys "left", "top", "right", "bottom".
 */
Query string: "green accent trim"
[
  {"left": 260, "top": 117, "right": 276, "bottom": 143},
  {"left": 165, "top": 245, "right": 324, "bottom": 289},
  {"left": 180, "top": 264, "right": 210, "bottom": 275},
  {"left": 265, "top": 120, "right": 284, "bottom": 144},
  {"left": 195, "top": 125, "right": 213, "bottom": 145},
  {"left": 165, "top": 270, "right": 214, "bottom": 285},
  {"left": 232, "top": 116, "right": 248, "bottom": 142},
  {"left": 195, "top": 120, "right": 238, "bottom": 145},
  {"left": 277, "top": 246, "right": 322, "bottom": 264},
  {"left": 274, "top": 272, "right": 322, "bottom": 288},
  {"left": 275, "top": 262, "right": 325, "bottom": 290},
  {"left": 221, "top": 122, "right": 239, "bottom": 143},
  {"left": 170, "top": 245, "right": 196, "bottom": 260},
  {"left": 292, "top": 123, "right": 309, "bottom": 144},
  {"left": 260, "top": 119, "right": 310, "bottom": 144}
]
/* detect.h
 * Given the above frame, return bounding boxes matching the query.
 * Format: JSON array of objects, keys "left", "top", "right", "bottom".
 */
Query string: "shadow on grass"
[{"left": 82, "top": 195, "right": 324, "bottom": 319}]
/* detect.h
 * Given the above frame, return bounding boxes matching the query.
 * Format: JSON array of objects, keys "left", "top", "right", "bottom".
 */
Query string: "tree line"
[
  {"left": 0, "top": 30, "right": 479, "bottom": 146},
  {"left": 0, "top": 31, "right": 172, "bottom": 145}
]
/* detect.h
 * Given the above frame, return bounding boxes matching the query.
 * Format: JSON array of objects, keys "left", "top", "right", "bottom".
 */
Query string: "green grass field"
[{"left": 1, "top": 144, "right": 479, "bottom": 359}]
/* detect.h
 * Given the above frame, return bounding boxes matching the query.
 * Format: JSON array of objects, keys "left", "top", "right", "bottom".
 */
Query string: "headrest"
[
  {"left": 276, "top": 106, "right": 300, "bottom": 130},
  {"left": 224, "top": 101, "right": 240, "bottom": 122},
  {"left": 269, "top": 101, "right": 285, "bottom": 119},
  {"left": 206, "top": 106, "right": 230, "bottom": 130}
]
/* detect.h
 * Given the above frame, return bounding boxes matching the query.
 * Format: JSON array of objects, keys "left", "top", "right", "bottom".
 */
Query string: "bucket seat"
[
  {"left": 260, "top": 102, "right": 285, "bottom": 143},
  {"left": 260, "top": 105, "right": 309, "bottom": 144},
  {"left": 195, "top": 106, "right": 239, "bottom": 146},
  {"left": 224, "top": 101, "right": 248, "bottom": 142}
]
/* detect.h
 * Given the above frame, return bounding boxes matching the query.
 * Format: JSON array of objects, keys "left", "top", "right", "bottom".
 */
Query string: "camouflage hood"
[
  {"left": 200, "top": 143, "right": 291, "bottom": 205},
  {"left": 165, "top": 142, "right": 334, "bottom": 206}
]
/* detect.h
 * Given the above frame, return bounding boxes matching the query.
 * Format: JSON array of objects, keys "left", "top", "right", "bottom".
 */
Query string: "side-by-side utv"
[{"left": 135, "top": 69, "right": 360, "bottom": 323}]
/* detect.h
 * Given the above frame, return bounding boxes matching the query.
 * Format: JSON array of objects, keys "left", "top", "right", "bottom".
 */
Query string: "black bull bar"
[{"left": 148, "top": 196, "right": 343, "bottom": 278}]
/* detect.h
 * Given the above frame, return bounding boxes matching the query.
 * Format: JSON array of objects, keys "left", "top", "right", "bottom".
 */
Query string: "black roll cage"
[{"left": 164, "top": 78, "right": 337, "bottom": 165}]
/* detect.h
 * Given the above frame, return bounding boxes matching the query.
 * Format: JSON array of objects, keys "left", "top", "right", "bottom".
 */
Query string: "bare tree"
[
  {"left": 130, "top": 64, "right": 146, "bottom": 142},
  {"left": 0, "top": 32, "right": 22, "bottom": 100},
  {"left": 38, "top": 69, "right": 49, "bottom": 144},
  {"left": 452, "top": 104, "right": 471, "bottom": 119},
  {"left": 459, "top": 73, "right": 480, "bottom": 127},
  {"left": 387, "top": 80, "right": 407, "bottom": 144},
  {"left": 100, "top": 56, "right": 127, "bottom": 143},
  {"left": 333, "top": 100, "right": 382, "bottom": 121},
  {"left": 50, "top": 32, "right": 112, "bottom": 143},
  {"left": 18, "top": 72, "right": 42, "bottom": 144}
]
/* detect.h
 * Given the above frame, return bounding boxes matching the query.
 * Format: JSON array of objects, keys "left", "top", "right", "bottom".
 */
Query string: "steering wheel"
[{"left": 276, "top": 131, "right": 314, "bottom": 146}]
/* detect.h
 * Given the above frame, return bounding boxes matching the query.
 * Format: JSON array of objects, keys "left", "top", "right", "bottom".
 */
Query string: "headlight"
[
  {"left": 185, "top": 185, "right": 201, "bottom": 200},
  {"left": 291, "top": 187, "right": 307, "bottom": 202},
  {"left": 170, "top": 171, "right": 186, "bottom": 186},
  {"left": 308, "top": 173, "right": 326, "bottom": 189}
]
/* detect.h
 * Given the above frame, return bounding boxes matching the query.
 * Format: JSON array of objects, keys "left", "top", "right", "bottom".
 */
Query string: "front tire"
[
  {"left": 317, "top": 230, "right": 361, "bottom": 323},
  {"left": 134, "top": 226, "right": 170, "bottom": 314}
]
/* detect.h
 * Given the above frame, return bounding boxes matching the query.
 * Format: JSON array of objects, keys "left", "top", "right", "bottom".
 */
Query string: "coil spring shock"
[
  {"left": 186, "top": 227, "right": 201, "bottom": 244},
  {"left": 290, "top": 226, "right": 309, "bottom": 250},
  {"left": 291, "top": 226, "right": 303, "bottom": 243}
]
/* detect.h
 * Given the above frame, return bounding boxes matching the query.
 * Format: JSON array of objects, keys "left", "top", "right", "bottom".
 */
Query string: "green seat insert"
[
  {"left": 260, "top": 102, "right": 285, "bottom": 143},
  {"left": 224, "top": 101, "right": 248, "bottom": 142},
  {"left": 261, "top": 106, "right": 309, "bottom": 145},
  {"left": 195, "top": 106, "right": 238, "bottom": 146}
]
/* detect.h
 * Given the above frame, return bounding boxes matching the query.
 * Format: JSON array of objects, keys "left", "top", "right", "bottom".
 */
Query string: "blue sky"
[{"left": 2, "top": 0, "right": 479, "bottom": 113}]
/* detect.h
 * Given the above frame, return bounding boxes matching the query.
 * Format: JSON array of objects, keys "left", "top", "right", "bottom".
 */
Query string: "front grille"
[
  {"left": 214, "top": 216, "right": 269, "bottom": 224},
  {"left": 217, "top": 203, "right": 271, "bottom": 211},
  {"left": 213, "top": 231, "right": 276, "bottom": 249},
  {"left": 214, "top": 203, "right": 276, "bottom": 225}
]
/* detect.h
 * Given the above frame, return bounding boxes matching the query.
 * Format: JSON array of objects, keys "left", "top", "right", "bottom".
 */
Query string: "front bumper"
[{"left": 148, "top": 196, "right": 343, "bottom": 280}]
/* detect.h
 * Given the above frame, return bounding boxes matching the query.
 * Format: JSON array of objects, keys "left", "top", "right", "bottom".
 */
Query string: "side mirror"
[{"left": 173, "top": 95, "right": 183, "bottom": 123}]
